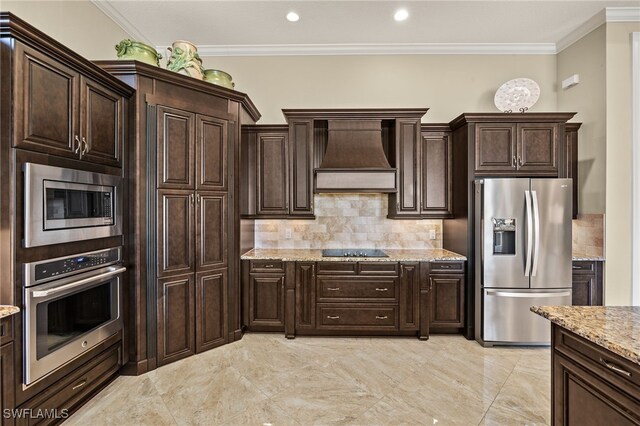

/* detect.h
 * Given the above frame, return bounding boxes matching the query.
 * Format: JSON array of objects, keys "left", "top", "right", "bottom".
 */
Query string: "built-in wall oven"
[
  {"left": 23, "top": 163, "right": 122, "bottom": 247},
  {"left": 23, "top": 247, "right": 125, "bottom": 385}
]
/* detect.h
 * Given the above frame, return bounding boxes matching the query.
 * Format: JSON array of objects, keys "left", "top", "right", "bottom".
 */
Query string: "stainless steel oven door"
[
  {"left": 24, "top": 265, "right": 125, "bottom": 385},
  {"left": 23, "top": 163, "right": 122, "bottom": 247}
]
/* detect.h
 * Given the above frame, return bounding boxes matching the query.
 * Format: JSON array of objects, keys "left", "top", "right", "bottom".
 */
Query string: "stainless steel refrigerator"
[{"left": 474, "top": 178, "right": 572, "bottom": 346}]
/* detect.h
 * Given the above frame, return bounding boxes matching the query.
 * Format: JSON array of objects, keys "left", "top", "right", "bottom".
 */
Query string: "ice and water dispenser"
[{"left": 492, "top": 218, "right": 516, "bottom": 255}]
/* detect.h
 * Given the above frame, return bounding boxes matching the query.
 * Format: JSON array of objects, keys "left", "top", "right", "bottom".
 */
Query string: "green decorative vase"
[
  {"left": 115, "top": 39, "right": 162, "bottom": 66},
  {"left": 166, "top": 40, "right": 204, "bottom": 80},
  {"left": 203, "top": 69, "right": 235, "bottom": 89}
]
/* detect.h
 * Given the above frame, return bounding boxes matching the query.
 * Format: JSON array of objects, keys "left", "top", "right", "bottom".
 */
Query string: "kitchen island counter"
[
  {"left": 241, "top": 248, "right": 466, "bottom": 262},
  {"left": 0, "top": 305, "right": 19, "bottom": 319},
  {"left": 531, "top": 306, "right": 640, "bottom": 365}
]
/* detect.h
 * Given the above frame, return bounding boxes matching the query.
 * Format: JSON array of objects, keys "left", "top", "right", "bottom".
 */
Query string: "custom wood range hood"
[{"left": 282, "top": 108, "right": 429, "bottom": 193}]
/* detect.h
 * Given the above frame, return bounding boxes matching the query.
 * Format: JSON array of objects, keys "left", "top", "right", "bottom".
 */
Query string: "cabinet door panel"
[
  {"left": 157, "top": 275, "right": 195, "bottom": 366},
  {"left": 80, "top": 76, "right": 123, "bottom": 167},
  {"left": 157, "top": 106, "right": 195, "bottom": 189},
  {"left": 289, "top": 120, "right": 314, "bottom": 215},
  {"left": 393, "top": 119, "right": 420, "bottom": 215},
  {"left": 295, "top": 263, "right": 316, "bottom": 330},
  {"left": 158, "top": 190, "right": 194, "bottom": 276},
  {"left": 196, "top": 192, "right": 227, "bottom": 270},
  {"left": 196, "top": 115, "right": 227, "bottom": 191},
  {"left": 399, "top": 263, "right": 420, "bottom": 330},
  {"left": 1, "top": 342, "right": 15, "bottom": 425},
  {"left": 14, "top": 41, "right": 78, "bottom": 157},
  {"left": 429, "top": 274, "right": 465, "bottom": 329},
  {"left": 195, "top": 270, "right": 227, "bottom": 353},
  {"left": 565, "top": 124, "right": 580, "bottom": 218},
  {"left": 421, "top": 131, "right": 452, "bottom": 217},
  {"left": 475, "top": 123, "right": 517, "bottom": 173},
  {"left": 257, "top": 133, "right": 288, "bottom": 214},
  {"left": 249, "top": 274, "right": 285, "bottom": 329},
  {"left": 571, "top": 275, "right": 596, "bottom": 306},
  {"left": 517, "top": 123, "right": 558, "bottom": 174}
]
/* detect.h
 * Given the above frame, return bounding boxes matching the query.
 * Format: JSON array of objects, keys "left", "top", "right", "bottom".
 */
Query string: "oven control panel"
[{"left": 24, "top": 247, "right": 121, "bottom": 287}]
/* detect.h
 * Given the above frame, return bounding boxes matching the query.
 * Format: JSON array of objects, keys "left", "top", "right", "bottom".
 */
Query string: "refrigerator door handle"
[
  {"left": 524, "top": 190, "right": 533, "bottom": 277},
  {"left": 485, "top": 290, "right": 572, "bottom": 298},
  {"left": 531, "top": 190, "right": 541, "bottom": 277}
]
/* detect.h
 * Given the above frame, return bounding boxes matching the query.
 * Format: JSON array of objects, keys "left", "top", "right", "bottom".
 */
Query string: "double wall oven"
[{"left": 21, "top": 163, "right": 125, "bottom": 385}]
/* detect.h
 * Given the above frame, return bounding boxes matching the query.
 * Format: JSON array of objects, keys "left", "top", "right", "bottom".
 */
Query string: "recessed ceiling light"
[
  {"left": 394, "top": 9, "right": 409, "bottom": 22},
  {"left": 286, "top": 11, "right": 300, "bottom": 22}
]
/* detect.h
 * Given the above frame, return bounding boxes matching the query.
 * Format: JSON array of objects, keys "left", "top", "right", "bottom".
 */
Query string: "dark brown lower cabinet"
[
  {"left": 552, "top": 325, "right": 640, "bottom": 425},
  {"left": 428, "top": 261, "right": 466, "bottom": 332},
  {"left": 1, "top": 342, "right": 14, "bottom": 426},
  {"left": 399, "top": 263, "right": 420, "bottom": 330},
  {"left": 571, "top": 261, "right": 603, "bottom": 306},
  {"left": 295, "top": 262, "right": 316, "bottom": 331},
  {"left": 195, "top": 269, "right": 227, "bottom": 352},
  {"left": 156, "top": 274, "right": 195, "bottom": 367},
  {"left": 248, "top": 274, "right": 285, "bottom": 331}
]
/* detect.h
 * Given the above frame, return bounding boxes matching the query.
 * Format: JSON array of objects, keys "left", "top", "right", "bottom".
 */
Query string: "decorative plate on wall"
[{"left": 494, "top": 78, "right": 540, "bottom": 113}]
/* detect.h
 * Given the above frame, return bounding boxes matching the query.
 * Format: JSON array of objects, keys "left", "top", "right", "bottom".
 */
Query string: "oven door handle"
[{"left": 31, "top": 266, "right": 126, "bottom": 298}]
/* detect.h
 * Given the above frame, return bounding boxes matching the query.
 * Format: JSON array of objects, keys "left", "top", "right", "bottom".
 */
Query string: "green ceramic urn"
[
  {"left": 203, "top": 69, "right": 235, "bottom": 89},
  {"left": 115, "top": 39, "right": 162, "bottom": 66}
]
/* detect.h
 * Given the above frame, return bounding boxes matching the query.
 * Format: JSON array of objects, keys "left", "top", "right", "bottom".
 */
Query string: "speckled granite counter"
[
  {"left": 531, "top": 306, "right": 640, "bottom": 365},
  {"left": 572, "top": 253, "right": 606, "bottom": 261},
  {"left": 0, "top": 305, "right": 20, "bottom": 319},
  {"left": 241, "top": 248, "right": 466, "bottom": 262}
]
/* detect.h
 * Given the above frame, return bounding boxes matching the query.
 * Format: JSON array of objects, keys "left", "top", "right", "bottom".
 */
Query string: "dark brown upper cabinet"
[
  {"left": 13, "top": 40, "right": 128, "bottom": 167},
  {"left": 474, "top": 121, "right": 560, "bottom": 176},
  {"left": 288, "top": 119, "right": 314, "bottom": 216},
  {"left": 565, "top": 123, "right": 581, "bottom": 218},
  {"left": 420, "top": 128, "right": 453, "bottom": 218},
  {"left": 157, "top": 106, "right": 196, "bottom": 189},
  {"left": 257, "top": 131, "right": 289, "bottom": 215},
  {"left": 197, "top": 115, "right": 228, "bottom": 191},
  {"left": 388, "top": 118, "right": 421, "bottom": 218}
]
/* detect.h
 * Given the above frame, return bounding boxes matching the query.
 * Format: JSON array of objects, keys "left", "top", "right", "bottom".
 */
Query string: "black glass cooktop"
[{"left": 321, "top": 249, "right": 388, "bottom": 258}]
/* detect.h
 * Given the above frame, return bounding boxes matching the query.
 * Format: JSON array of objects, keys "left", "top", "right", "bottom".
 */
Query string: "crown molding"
[
  {"left": 157, "top": 43, "right": 557, "bottom": 57},
  {"left": 557, "top": 7, "right": 640, "bottom": 52},
  {"left": 90, "top": 0, "right": 154, "bottom": 45}
]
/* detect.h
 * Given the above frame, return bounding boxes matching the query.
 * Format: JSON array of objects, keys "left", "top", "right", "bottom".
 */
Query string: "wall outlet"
[
  {"left": 285, "top": 228, "right": 292, "bottom": 239},
  {"left": 429, "top": 229, "right": 437, "bottom": 240}
]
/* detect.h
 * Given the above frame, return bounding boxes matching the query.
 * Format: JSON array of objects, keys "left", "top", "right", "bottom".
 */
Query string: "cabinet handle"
[
  {"left": 79, "top": 136, "right": 88, "bottom": 157},
  {"left": 82, "top": 136, "right": 90, "bottom": 154},
  {"left": 375, "top": 288, "right": 388, "bottom": 292},
  {"left": 572, "top": 265, "right": 581, "bottom": 269},
  {"left": 265, "top": 264, "right": 274, "bottom": 268},
  {"left": 518, "top": 156, "right": 523, "bottom": 167},
  {"left": 190, "top": 194, "right": 194, "bottom": 204},
  {"left": 0, "top": 323, "right": 5, "bottom": 337},
  {"left": 375, "top": 316, "right": 388, "bottom": 320},
  {"left": 312, "top": 264, "right": 315, "bottom": 278},
  {"left": 196, "top": 194, "right": 201, "bottom": 204},
  {"left": 600, "top": 358, "right": 632, "bottom": 377},
  {"left": 429, "top": 278, "right": 433, "bottom": 292},
  {"left": 512, "top": 156, "right": 516, "bottom": 168},
  {"left": 73, "top": 135, "right": 81, "bottom": 154},
  {"left": 72, "top": 379, "right": 87, "bottom": 390},
  {"left": 326, "top": 287, "right": 340, "bottom": 291},
  {"left": 400, "top": 265, "right": 404, "bottom": 278},
  {"left": 327, "top": 315, "right": 340, "bottom": 319}
]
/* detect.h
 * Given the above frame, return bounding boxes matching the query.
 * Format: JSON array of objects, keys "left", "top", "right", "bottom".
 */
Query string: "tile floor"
[{"left": 66, "top": 333, "right": 551, "bottom": 425}]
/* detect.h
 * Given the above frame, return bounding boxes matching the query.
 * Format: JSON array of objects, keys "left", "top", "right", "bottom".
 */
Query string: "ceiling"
[{"left": 94, "top": 1, "right": 640, "bottom": 54}]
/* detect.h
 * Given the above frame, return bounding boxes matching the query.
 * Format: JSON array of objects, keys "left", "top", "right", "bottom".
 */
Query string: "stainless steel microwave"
[{"left": 23, "top": 163, "right": 122, "bottom": 247}]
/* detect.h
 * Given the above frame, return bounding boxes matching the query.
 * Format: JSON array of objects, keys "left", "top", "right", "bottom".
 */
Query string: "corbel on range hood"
[{"left": 282, "top": 108, "right": 429, "bottom": 193}]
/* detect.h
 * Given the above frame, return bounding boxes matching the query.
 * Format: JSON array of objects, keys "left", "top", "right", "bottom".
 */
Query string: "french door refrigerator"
[{"left": 474, "top": 178, "right": 572, "bottom": 346}]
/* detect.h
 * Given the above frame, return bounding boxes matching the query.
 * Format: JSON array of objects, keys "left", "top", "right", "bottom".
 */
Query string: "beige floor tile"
[
  {"left": 221, "top": 399, "right": 300, "bottom": 426},
  {"left": 66, "top": 394, "right": 177, "bottom": 426}
]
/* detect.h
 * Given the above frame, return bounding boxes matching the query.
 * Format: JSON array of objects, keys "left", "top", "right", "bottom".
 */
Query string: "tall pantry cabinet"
[{"left": 96, "top": 61, "right": 260, "bottom": 372}]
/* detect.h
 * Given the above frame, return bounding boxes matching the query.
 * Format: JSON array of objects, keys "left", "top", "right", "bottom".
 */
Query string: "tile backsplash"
[
  {"left": 572, "top": 214, "right": 605, "bottom": 257},
  {"left": 255, "top": 194, "right": 442, "bottom": 249}
]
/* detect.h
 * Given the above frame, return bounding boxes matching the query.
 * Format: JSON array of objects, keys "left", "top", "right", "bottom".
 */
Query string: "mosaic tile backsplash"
[
  {"left": 254, "top": 194, "right": 442, "bottom": 249},
  {"left": 572, "top": 214, "right": 605, "bottom": 258}
]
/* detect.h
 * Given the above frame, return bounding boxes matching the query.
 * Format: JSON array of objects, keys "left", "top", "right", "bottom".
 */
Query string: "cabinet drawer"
[
  {"left": 555, "top": 327, "right": 640, "bottom": 390},
  {"left": 0, "top": 316, "right": 14, "bottom": 345},
  {"left": 317, "top": 304, "right": 398, "bottom": 330},
  {"left": 429, "top": 261, "right": 464, "bottom": 273},
  {"left": 572, "top": 261, "right": 596, "bottom": 273},
  {"left": 17, "top": 343, "right": 121, "bottom": 425},
  {"left": 250, "top": 260, "right": 284, "bottom": 273},
  {"left": 317, "top": 277, "right": 397, "bottom": 302},
  {"left": 358, "top": 262, "right": 399, "bottom": 276},
  {"left": 316, "top": 262, "right": 357, "bottom": 275}
]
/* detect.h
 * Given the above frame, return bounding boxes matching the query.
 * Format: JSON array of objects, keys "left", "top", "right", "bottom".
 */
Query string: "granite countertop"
[
  {"left": 572, "top": 252, "right": 606, "bottom": 261},
  {"left": 0, "top": 305, "right": 20, "bottom": 319},
  {"left": 241, "top": 248, "right": 466, "bottom": 262},
  {"left": 531, "top": 306, "right": 640, "bottom": 365}
]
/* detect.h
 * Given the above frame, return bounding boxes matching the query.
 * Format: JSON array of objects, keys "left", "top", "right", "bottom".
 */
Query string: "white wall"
[
  {"left": 201, "top": 54, "right": 558, "bottom": 123},
  {"left": 605, "top": 21, "right": 640, "bottom": 305},
  {"left": 2, "top": 0, "right": 131, "bottom": 59},
  {"left": 557, "top": 25, "right": 606, "bottom": 214}
]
